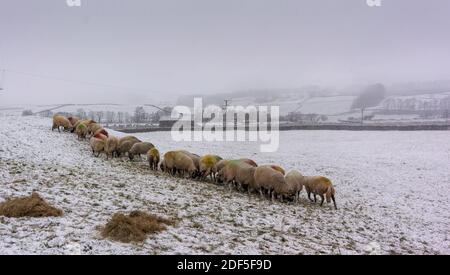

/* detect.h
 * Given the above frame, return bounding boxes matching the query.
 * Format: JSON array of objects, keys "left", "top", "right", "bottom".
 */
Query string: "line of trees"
[{"left": 37, "top": 106, "right": 170, "bottom": 124}]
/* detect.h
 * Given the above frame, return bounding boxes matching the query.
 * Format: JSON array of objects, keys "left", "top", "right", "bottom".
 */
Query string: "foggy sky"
[{"left": 1, "top": 0, "right": 450, "bottom": 105}]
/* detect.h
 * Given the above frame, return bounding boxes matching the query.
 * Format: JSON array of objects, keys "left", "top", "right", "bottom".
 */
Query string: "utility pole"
[
  {"left": 223, "top": 99, "right": 231, "bottom": 110},
  {"left": 361, "top": 108, "right": 365, "bottom": 125},
  {"left": 223, "top": 99, "right": 231, "bottom": 131}
]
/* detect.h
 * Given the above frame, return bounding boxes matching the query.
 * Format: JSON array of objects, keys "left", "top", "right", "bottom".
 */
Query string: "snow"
[{"left": 0, "top": 115, "right": 449, "bottom": 254}]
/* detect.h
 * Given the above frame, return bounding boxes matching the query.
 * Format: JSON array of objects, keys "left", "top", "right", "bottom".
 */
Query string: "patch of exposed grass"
[
  {"left": 0, "top": 192, "right": 63, "bottom": 218},
  {"left": 101, "top": 210, "right": 175, "bottom": 243}
]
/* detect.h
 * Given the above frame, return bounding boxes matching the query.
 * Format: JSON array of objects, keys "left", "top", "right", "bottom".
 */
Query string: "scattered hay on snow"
[
  {"left": 0, "top": 192, "right": 63, "bottom": 218},
  {"left": 101, "top": 210, "right": 175, "bottom": 243}
]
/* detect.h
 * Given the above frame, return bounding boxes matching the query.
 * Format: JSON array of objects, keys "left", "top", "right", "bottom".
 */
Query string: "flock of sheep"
[{"left": 52, "top": 114, "right": 337, "bottom": 209}]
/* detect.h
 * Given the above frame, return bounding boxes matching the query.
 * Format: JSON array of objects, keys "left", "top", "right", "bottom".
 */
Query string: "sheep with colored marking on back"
[
  {"left": 93, "top": 132, "right": 108, "bottom": 141},
  {"left": 129, "top": 142, "right": 154, "bottom": 160},
  {"left": 239, "top": 158, "right": 258, "bottom": 167},
  {"left": 75, "top": 123, "right": 88, "bottom": 140},
  {"left": 90, "top": 137, "right": 105, "bottom": 157},
  {"left": 199, "top": 154, "right": 222, "bottom": 181},
  {"left": 94, "top": 128, "right": 109, "bottom": 137},
  {"left": 52, "top": 115, "right": 73, "bottom": 132},
  {"left": 104, "top": 136, "right": 119, "bottom": 159},
  {"left": 67, "top": 117, "right": 79, "bottom": 130},
  {"left": 269, "top": 165, "right": 285, "bottom": 175},
  {"left": 87, "top": 123, "right": 102, "bottom": 138},
  {"left": 147, "top": 148, "right": 160, "bottom": 170},
  {"left": 303, "top": 176, "right": 337, "bottom": 209}
]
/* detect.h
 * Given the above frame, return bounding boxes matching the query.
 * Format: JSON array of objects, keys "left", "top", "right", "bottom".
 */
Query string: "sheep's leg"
[
  {"left": 332, "top": 195, "right": 337, "bottom": 210},
  {"left": 320, "top": 195, "right": 324, "bottom": 206},
  {"left": 307, "top": 191, "right": 313, "bottom": 202},
  {"left": 313, "top": 194, "right": 317, "bottom": 203}
]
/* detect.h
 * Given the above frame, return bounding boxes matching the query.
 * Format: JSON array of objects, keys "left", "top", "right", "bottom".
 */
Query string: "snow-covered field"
[{"left": 0, "top": 115, "right": 449, "bottom": 254}]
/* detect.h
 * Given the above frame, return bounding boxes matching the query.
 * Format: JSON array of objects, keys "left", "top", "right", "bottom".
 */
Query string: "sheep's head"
[
  {"left": 188, "top": 165, "right": 198, "bottom": 178},
  {"left": 216, "top": 169, "right": 225, "bottom": 183},
  {"left": 159, "top": 160, "right": 166, "bottom": 172}
]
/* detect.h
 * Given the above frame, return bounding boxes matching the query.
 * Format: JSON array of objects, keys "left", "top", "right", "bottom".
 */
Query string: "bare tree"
[
  {"left": 134, "top": 106, "right": 146, "bottom": 123},
  {"left": 88, "top": 111, "right": 96, "bottom": 121},
  {"left": 117, "top": 112, "right": 124, "bottom": 123},
  {"left": 76, "top": 108, "right": 87, "bottom": 119},
  {"left": 96, "top": 111, "right": 104, "bottom": 123},
  {"left": 106, "top": 111, "right": 116, "bottom": 123}
]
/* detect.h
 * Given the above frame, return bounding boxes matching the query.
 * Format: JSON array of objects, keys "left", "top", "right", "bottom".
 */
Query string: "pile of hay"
[
  {"left": 0, "top": 192, "right": 63, "bottom": 218},
  {"left": 101, "top": 210, "right": 175, "bottom": 243}
]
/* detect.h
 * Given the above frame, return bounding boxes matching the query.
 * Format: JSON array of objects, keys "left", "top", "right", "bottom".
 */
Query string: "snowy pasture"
[{"left": 0, "top": 116, "right": 449, "bottom": 254}]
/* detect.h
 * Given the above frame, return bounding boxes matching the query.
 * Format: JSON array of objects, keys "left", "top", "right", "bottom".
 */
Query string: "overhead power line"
[{"left": 0, "top": 68, "right": 157, "bottom": 93}]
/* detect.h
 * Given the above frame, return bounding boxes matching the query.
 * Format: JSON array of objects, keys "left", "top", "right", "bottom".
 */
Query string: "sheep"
[
  {"left": 160, "top": 151, "right": 197, "bottom": 177},
  {"left": 271, "top": 169, "right": 303, "bottom": 202},
  {"left": 269, "top": 165, "right": 285, "bottom": 175},
  {"left": 116, "top": 136, "right": 141, "bottom": 157},
  {"left": 116, "top": 140, "right": 135, "bottom": 158},
  {"left": 303, "top": 176, "right": 337, "bottom": 209},
  {"left": 67, "top": 116, "right": 79, "bottom": 128},
  {"left": 90, "top": 137, "right": 105, "bottom": 157},
  {"left": 128, "top": 142, "right": 155, "bottom": 160},
  {"left": 199, "top": 154, "right": 222, "bottom": 181},
  {"left": 93, "top": 132, "right": 108, "bottom": 141},
  {"left": 75, "top": 123, "right": 88, "bottom": 140},
  {"left": 94, "top": 128, "right": 109, "bottom": 137},
  {"left": 118, "top": 136, "right": 141, "bottom": 146},
  {"left": 173, "top": 151, "right": 197, "bottom": 178},
  {"left": 178, "top": 150, "right": 201, "bottom": 178},
  {"left": 216, "top": 160, "right": 248, "bottom": 189},
  {"left": 161, "top": 151, "right": 177, "bottom": 175},
  {"left": 239, "top": 158, "right": 258, "bottom": 167},
  {"left": 234, "top": 162, "right": 256, "bottom": 192},
  {"left": 73, "top": 119, "right": 91, "bottom": 131},
  {"left": 214, "top": 159, "right": 230, "bottom": 174},
  {"left": 147, "top": 148, "right": 160, "bottom": 170},
  {"left": 283, "top": 170, "right": 304, "bottom": 202},
  {"left": 87, "top": 123, "right": 103, "bottom": 137},
  {"left": 52, "top": 115, "right": 73, "bottom": 132},
  {"left": 104, "top": 136, "right": 119, "bottom": 159},
  {"left": 253, "top": 165, "right": 286, "bottom": 200}
]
